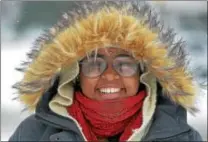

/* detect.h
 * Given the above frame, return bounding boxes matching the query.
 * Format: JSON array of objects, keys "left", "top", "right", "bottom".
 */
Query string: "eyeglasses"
[{"left": 80, "top": 56, "right": 139, "bottom": 78}]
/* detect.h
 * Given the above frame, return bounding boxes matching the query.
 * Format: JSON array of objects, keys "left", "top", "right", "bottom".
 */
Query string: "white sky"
[{"left": 151, "top": 1, "right": 207, "bottom": 14}]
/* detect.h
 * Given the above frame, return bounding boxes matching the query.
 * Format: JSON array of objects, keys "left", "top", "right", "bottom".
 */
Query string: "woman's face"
[{"left": 79, "top": 47, "right": 140, "bottom": 101}]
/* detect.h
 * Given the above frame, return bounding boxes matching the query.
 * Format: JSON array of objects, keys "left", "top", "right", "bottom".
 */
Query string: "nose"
[{"left": 101, "top": 63, "right": 119, "bottom": 80}]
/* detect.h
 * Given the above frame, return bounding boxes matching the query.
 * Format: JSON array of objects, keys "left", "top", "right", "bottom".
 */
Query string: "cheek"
[
  {"left": 80, "top": 75, "right": 98, "bottom": 99},
  {"left": 124, "top": 77, "right": 140, "bottom": 96}
]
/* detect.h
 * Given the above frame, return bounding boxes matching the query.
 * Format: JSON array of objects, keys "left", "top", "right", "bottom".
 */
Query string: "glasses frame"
[{"left": 79, "top": 56, "right": 140, "bottom": 78}]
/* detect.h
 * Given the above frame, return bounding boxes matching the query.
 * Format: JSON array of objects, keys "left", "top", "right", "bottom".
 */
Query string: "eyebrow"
[
  {"left": 81, "top": 53, "right": 132, "bottom": 62},
  {"left": 91, "top": 53, "right": 132, "bottom": 59},
  {"left": 115, "top": 54, "right": 132, "bottom": 58},
  {"left": 80, "top": 53, "right": 105, "bottom": 62},
  {"left": 89, "top": 53, "right": 105, "bottom": 59}
]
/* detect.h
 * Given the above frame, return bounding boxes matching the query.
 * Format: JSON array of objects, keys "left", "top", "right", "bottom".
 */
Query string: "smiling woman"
[
  {"left": 9, "top": 1, "right": 203, "bottom": 141},
  {"left": 79, "top": 48, "right": 140, "bottom": 101},
  {"left": 68, "top": 47, "right": 144, "bottom": 140}
]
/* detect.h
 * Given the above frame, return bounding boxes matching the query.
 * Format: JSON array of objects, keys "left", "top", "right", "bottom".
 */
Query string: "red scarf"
[{"left": 67, "top": 90, "right": 147, "bottom": 141}]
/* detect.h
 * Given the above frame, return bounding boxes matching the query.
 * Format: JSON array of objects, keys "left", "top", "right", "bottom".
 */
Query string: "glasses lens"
[
  {"left": 113, "top": 57, "right": 138, "bottom": 76},
  {"left": 81, "top": 58, "right": 107, "bottom": 77}
]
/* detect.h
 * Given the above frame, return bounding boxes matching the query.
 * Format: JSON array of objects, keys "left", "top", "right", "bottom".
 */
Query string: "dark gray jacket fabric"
[{"left": 9, "top": 81, "right": 203, "bottom": 141}]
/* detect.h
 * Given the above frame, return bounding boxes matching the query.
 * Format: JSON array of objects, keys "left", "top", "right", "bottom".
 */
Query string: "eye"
[
  {"left": 80, "top": 57, "right": 107, "bottom": 77},
  {"left": 81, "top": 58, "right": 106, "bottom": 71},
  {"left": 118, "top": 62, "right": 133, "bottom": 70},
  {"left": 89, "top": 60, "right": 103, "bottom": 68},
  {"left": 114, "top": 60, "right": 138, "bottom": 76}
]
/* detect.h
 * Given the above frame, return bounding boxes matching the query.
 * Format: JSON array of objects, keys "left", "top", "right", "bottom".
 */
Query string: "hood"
[{"left": 13, "top": 1, "right": 199, "bottom": 113}]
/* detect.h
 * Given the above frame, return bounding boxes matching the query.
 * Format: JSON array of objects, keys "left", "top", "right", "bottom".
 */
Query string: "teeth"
[{"left": 100, "top": 88, "right": 120, "bottom": 94}]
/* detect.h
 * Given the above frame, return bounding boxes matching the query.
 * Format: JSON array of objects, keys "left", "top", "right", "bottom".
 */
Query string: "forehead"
[{"left": 92, "top": 47, "right": 132, "bottom": 57}]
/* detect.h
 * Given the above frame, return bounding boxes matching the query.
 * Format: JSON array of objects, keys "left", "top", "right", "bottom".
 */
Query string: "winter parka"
[{"left": 10, "top": 1, "right": 203, "bottom": 141}]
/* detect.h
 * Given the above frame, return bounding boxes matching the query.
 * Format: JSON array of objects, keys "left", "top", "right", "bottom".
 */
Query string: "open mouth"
[
  {"left": 99, "top": 88, "right": 121, "bottom": 94},
  {"left": 97, "top": 88, "right": 124, "bottom": 100}
]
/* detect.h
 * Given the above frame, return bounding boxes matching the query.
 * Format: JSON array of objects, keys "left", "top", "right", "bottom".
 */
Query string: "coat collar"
[
  {"left": 35, "top": 78, "right": 85, "bottom": 141},
  {"left": 143, "top": 93, "right": 191, "bottom": 140},
  {"left": 35, "top": 74, "right": 191, "bottom": 141}
]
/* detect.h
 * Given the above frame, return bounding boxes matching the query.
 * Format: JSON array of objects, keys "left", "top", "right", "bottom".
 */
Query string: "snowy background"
[{"left": 1, "top": 1, "right": 207, "bottom": 141}]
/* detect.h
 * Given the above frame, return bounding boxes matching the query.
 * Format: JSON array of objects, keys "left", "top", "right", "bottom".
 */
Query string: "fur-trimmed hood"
[{"left": 13, "top": 1, "right": 200, "bottom": 114}]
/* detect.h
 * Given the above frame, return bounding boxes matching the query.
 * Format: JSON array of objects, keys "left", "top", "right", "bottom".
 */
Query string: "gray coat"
[{"left": 9, "top": 83, "right": 202, "bottom": 141}]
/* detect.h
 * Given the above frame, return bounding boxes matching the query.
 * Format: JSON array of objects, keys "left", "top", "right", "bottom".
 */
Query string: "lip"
[
  {"left": 96, "top": 88, "right": 125, "bottom": 100},
  {"left": 98, "top": 91, "right": 123, "bottom": 100},
  {"left": 97, "top": 84, "right": 123, "bottom": 89},
  {"left": 96, "top": 83, "right": 125, "bottom": 100}
]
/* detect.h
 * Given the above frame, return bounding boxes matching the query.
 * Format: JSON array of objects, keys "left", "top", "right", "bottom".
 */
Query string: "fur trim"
[{"left": 13, "top": 1, "right": 198, "bottom": 112}]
